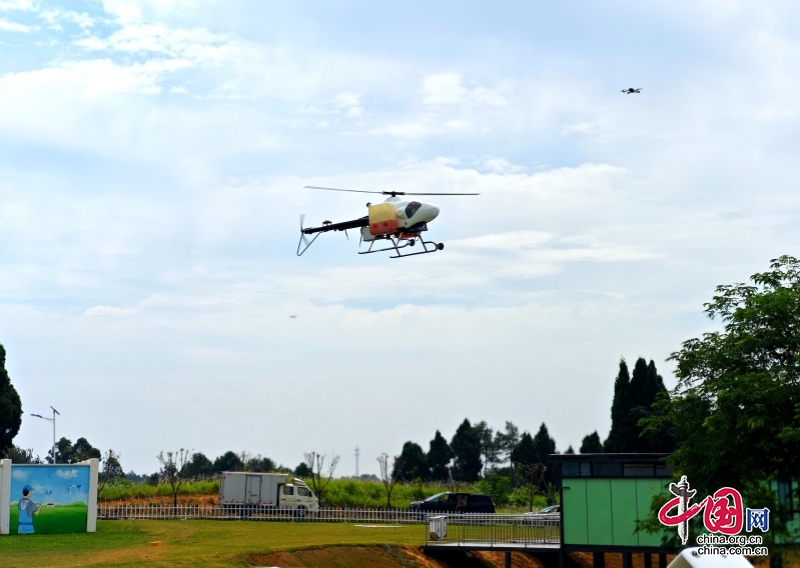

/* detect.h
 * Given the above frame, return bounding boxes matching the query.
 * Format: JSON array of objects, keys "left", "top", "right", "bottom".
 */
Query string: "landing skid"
[{"left": 359, "top": 236, "right": 444, "bottom": 258}]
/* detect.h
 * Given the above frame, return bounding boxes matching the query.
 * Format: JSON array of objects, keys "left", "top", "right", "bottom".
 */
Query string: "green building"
[{"left": 551, "top": 453, "right": 674, "bottom": 568}]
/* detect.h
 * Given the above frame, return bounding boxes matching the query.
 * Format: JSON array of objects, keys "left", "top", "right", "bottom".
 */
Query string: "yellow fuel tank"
[{"left": 368, "top": 203, "right": 398, "bottom": 236}]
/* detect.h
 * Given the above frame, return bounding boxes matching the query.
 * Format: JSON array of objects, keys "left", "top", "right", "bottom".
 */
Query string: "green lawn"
[
  {"left": 0, "top": 519, "right": 424, "bottom": 567},
  {"left": 9, "top": 502, "right": 88, "bottom": 535}
]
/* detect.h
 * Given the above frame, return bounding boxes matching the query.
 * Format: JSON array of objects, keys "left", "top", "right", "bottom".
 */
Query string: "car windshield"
[
  {"left": 540, "top": 505, "right": 559, "bottom": 513},
  {"left": 424, "top": 493, "right": 445, "bottom": 502}
]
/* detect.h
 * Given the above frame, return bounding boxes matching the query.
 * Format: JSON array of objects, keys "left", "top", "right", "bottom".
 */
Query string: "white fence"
[
  {"left": 97, "top": 504, "right": 560, "bottom": 540},
  {"left": 99, "top": 505, "right": 434, "bottom": 523}
]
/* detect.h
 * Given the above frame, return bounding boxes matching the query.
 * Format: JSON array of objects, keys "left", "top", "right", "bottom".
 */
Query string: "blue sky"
[{"left": 2, "top": 0, "right": 800, "bottom": 475}]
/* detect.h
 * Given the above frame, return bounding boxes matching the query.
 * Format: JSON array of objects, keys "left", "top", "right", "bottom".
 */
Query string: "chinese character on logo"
[
  {"left": 658, "top": 476, "right": 701, "bottom": 545},
  {"left": 658, "top": 478, "right": 755, "bottom": 543},
  {"left": 746, "top": 508, "right": 770, "bottom": 532},
  {"left": 702, "top": 487, "right": 744, "bottom": 535}
]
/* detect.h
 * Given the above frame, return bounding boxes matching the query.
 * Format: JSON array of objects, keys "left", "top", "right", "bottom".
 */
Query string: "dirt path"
[{"left": 250, "top": 546, "right": 561, "bottom": 568}]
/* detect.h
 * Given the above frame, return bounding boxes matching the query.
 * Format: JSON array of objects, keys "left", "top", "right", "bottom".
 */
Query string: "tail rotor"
[{"left": 296, "top": 214, "right": 320, "bottom": 256}]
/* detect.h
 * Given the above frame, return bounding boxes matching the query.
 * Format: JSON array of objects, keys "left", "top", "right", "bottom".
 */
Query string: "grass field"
[
  {"left": 1, "top": 519, "right": 795, "bottom": 568},
  {"left": 9, "top": 502, "right": 88, "bottom": 535},
  {"left": 0, "top": 519, "right": 424, "bottom": 567}
]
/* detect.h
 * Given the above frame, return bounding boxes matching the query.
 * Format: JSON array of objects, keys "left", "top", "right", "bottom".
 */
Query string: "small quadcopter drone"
[
  {"left": 297, "top": 186, "right": 479, "bottom": 258},
  {"left": 620, "top": 87, "right": 642, "bottom": 94}
]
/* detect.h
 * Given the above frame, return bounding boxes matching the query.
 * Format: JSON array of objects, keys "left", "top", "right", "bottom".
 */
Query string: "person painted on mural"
[{"left": 18, "top": 485, "right": 41, "bottom": 534}]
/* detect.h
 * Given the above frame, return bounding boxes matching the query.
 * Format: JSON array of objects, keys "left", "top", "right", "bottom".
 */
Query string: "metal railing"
[
  {"left": 425, "top": 513, "right": 560, "bottom": 547},
  {"left": 97, "top": 504, "right": 561, "bottom": 541}
]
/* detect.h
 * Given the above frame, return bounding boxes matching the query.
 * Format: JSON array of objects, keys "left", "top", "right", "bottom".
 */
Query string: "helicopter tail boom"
[{"left": 297, "top": 215, "right": 369, "bottom": 256}]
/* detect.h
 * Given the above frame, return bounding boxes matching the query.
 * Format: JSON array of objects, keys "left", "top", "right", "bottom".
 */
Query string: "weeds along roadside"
[{"left": 98, "top": 477, "right": 549, "bottom": 511}]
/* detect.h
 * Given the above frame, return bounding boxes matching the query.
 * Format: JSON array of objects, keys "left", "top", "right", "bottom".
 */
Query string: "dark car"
[{"left": 409, "top": 492, "right": 496, "bottom": 513}]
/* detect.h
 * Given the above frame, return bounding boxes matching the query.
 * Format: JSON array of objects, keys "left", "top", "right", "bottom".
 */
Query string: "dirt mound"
[{"left": 249, "top": 545, "right": 555, "bottom": 568}]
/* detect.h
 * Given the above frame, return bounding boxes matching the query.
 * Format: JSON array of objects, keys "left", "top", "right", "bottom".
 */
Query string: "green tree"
[
  {"left": 395, "top": 441, "right": 429, "bottom": 481},
  {"left": 605, "top": 358, "right": 675, "bottom": 453},
  {"left": 604, "top": 359, "right": 634, "bottom": 451},
  {"left": 245, "top": 455, "right": 276, "bottom": 472},
  {"left": 510, "top": 432, "right": 537, "bottom": 466},
  {"left": 0, "top": 343, "right": 22, "bottom": 455},
  {"left": 72, "top": 437, "right": 101, "bottom": 462},
  {"left": 378, "top": 452, "right": 402, "bottom": 508},
  {"left": 646, "top": 256, "right": 800, "bottom": 493},
  {"left": 3, "top": 446, "right": 41, "bottom": 463},
  {"left": 580, "top": 431, "right": 604, "bottom": 453},
  {"left": 494, "top": 421, "right": 520, "bottom": 466},
  {"left": 102, "top": 449, "right": 124, "bottom": 478},
  {"left": 213, "top": 451, "right": 244, "bottom": 472},
  {"left": 476, "top": 472, "right": 512, "bottom": 506},
  {"left": 450, "top": 419, "right": 482, "bottom": 482},
  {"left": 46, "top": 437, "right": 100, "bottom": 464},
  {"left": 474, "top": 421, "right": 501, "bottom": 475},
  {"left": 157, "top": 449, "right": 191, "bottom": 509},
  {"left": 564, "top": 446, "right": 575, "bottom": 454},
  {"left": 532, "top": 423, "right": 557, "bottom": 484},
  {"left": 48, "top": 437, "right": 73, "bottom": 464},
  {"left": 294, "top": 462, "right": 311, "bottom": 478},
  {"left": 183, "top": 452, "right": 214, "bottom": 477},
  {"left": 427, "top": 430, "right": 453, "bottom": 481}
]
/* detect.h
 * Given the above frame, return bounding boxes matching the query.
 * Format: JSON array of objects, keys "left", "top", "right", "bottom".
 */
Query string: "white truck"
[{"left": 219, "top": 472, "right": 319, "bottom": 516}]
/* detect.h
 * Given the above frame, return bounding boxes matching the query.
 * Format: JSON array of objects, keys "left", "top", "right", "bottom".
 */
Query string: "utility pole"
[
  {"left": 31, "top": 406, "right": 60, "bottom": 463},
  {"left": 355, "top": 447, "right": 360, "bottom": 478}
]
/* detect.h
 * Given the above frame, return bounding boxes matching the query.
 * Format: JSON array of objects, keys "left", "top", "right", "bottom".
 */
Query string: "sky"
[{"left": 2, "top": 0, "right": 800, "bottom": 477}]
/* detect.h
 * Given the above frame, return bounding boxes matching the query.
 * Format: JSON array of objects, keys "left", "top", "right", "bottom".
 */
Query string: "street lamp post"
[{"left": 31, "top": 406, "right": 60, "bottom": 464}]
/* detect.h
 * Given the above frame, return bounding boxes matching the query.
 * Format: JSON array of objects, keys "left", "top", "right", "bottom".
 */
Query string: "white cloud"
[
  {"left": 56, "top": 469, "right": 79, "bottom": 478},
  {"left": 101, "top": 0, "right": 142, "bottom": 24},
  {"left": 0, "top": 17, "right": 33, "bottom": 31},
  {"left": 5, "top": 0, "right": 800, "bottom": 476},
  {"left": 0, "top": 0, "right": 36, "bottom": 10},
  {"left": 371, "top": 122, "right": 438, "bottom": 138},
  {"left": 76, "top": 23, "right": 231, "bottom": 64},
  {"left": 422, "top": 72, "right": 508, "bottom": 107},
  {"left": 334, "top": 92, "right": 363, "bottom": 117},
  {"left": 83, "top": 306, "right": 135, "bottom": 317},
  {"left": 422, "top": 72, "right": 465, "bottom": 104},
  {"left": 12, "top": 469, "right": 28, "bottom": 480},
  {"left": 480, "top": 157, "right": 525, "bottom": 174},
  {"left": 39, "top": 9, "right": 94, "bottom": 29}
]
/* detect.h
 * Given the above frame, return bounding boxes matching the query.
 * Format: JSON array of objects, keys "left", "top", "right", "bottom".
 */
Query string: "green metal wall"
[{"left": 563, "top": 478, "right": 669, "bottom": 547}]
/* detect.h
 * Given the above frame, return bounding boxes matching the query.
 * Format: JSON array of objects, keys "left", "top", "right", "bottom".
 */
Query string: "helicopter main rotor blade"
[
  {"left": 399, "top": 192, "right": 480, "bottom": 196},
  {"left": 303, "top": 186, "right": 384, "bottom": 194},
  {"left": 304, "top": 185, "right": 479, "bottom": 196}
]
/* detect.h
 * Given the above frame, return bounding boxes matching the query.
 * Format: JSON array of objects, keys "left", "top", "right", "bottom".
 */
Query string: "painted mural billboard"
[{"left": 9, "top": 465, "right": 90, "bottom": 535}]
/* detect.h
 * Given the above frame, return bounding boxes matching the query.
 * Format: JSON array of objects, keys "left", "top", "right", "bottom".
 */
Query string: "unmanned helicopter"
[
  {"left": 297, "top": 186, "right": 479, "bottom": 258},
  {"left": 620, "top": 88, "right": 642, "bottom": 94}
]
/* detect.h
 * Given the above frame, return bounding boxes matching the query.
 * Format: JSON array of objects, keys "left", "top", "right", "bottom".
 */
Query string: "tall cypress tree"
[
  {"left": 450, "top": 419, "right": 482, "bottom": 482},
  {"left": 640, "top": 360, "right": 677, "bottom": 452},
  {"left": 427, "top": 430, "right": 453, "bottom": 481},
  {"left": 604, "top": 359, "right": 632, "bottom": 452},
  {"left": 605, "top": 357, "right": 676, "bottom": 453},
  {"left": 532, "top": 423, "right": 557, "bottom": 483},
  {"left": 626, "top": 358, "right": 651, "bottom": 450},
  {"left": 0, "top": 343, "right": 22, "bottom": 456}
]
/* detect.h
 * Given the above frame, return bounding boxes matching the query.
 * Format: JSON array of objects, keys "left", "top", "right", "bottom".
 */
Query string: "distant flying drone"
[
  {"left": 621, "top": 88, "right": 642, "bottom": 94},
  {"left": 297, "top": 186, "right": 479, "bottom": 258}
]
